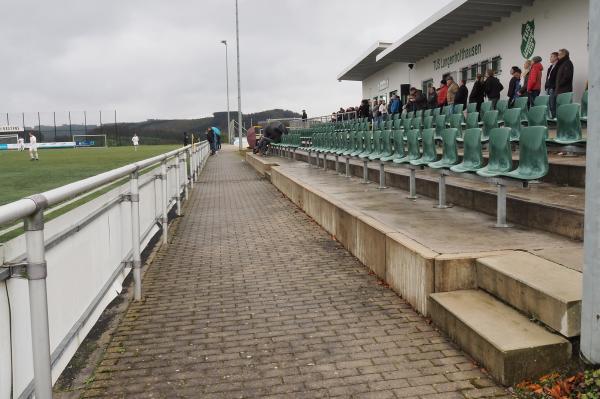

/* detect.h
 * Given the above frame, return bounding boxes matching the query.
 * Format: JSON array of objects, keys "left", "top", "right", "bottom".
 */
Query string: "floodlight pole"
[
  {"left": 235, "top": 0, "right": 243, "bottom": 151},
  {"left": 581, "top": 0, "right": 600, "bottom": 364},
  {"left": 221, "top": 40, "right": 231, "bottom": 145}
]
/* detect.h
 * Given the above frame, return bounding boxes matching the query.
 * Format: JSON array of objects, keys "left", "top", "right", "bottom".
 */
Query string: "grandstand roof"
[
  {"left": 376, "top": 0, "right": 534, "bottom": 63},
  {"left": 336, "top": 41, "right": 393, "bottom": 81}
]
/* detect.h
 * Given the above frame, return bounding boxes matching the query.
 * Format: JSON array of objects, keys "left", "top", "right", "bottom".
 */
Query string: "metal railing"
[{"left": 0, "top": 141, "right": 210, "bottom": 399}]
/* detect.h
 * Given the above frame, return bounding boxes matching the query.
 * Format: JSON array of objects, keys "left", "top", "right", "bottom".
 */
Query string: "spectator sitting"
[
  {"left": 484, "top": 69, "right": 503, "bottom": 108},
  {"left": 427, "top": 85, "right": 438, "bottom": 109},
  {"left": 545, "top": 52, "right": 559, "bottom": 117},
  {"left": 469, "top": 74, "right": 485, "bottom": 111},
  {"left": 555, "top": 48, "right": 574, "bottom": 95},
  {"left": 454, "top": 80, "right": 469, "bottom": 110},
  {"left": 507, "top": 66, "right": 522, "bottom": 107},
  {"left": 389, "top": 94, "right": 401, "bottom": 115},
  {"left": 446, "top": 76, "right": 459, "bottom": 111},
  {"left": 527, "top": 56, "right": 543, "bottom": 106},
  {"left": 437, "top": 80, "right": 448, "bottom": 108}
]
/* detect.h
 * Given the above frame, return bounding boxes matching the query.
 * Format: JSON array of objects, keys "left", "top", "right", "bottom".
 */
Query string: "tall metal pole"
[
  {"left": 235, "top": 0, "right": 243, "bottom": 151},
  {"left": 68, "top": 111, "right": 72, "bottom": 141},
  {"left": 581, "top": 0, "right": 600, "bottom": 364},
  {"left": 221, "top": 40, "right": 231, "bottom": 145}
]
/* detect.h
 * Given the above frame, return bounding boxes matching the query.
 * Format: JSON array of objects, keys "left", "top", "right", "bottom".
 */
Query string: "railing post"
[
  {"left": 130, "top": 171, "right": 142, "bottom": 301},
  {"left": 161, "top": 160, "right": 169, "bottom": 246},
  {"left": 181, "top": 153, "right": 189, "bottom": 201},
  {"left": 175, "top": 156, "right": 182, "bottom": 216},
  {"left": 188, "top": 148, "right": 194, "bottom": 190},
  {"left": 24, "top": 196, "right": 52, "bottom": 399}
]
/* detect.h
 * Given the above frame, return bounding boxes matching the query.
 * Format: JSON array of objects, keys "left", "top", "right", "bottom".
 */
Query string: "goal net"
[
  {"left": 0, "top": 134, "right": 19, "bottom": 146},
  {"left": 72, "top": 134, "right": 108, "bottom": 148}
]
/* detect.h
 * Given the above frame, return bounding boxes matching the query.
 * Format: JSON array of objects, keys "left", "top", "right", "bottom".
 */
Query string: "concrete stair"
[
  {"left": 429, "top": 290, "right": 572, "bottom": 386},
  {"left": 476, "top": 252, "right": 582, "bottom": 337}
]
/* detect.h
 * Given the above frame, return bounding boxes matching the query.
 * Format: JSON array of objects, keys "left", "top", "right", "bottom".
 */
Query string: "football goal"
[{"left": 72, "top": 134, "right": 108, "bottom": 148}]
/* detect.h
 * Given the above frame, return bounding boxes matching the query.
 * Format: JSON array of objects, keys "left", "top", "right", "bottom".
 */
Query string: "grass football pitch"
[{"left": 0, "top": 145, "right": 179, "bottom": 206}]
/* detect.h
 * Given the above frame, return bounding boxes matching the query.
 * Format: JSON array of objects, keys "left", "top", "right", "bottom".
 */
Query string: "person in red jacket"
[
  {"left": 437, "top": 80, "right": 448, "bottom": 108},
  {"left": 527, "top": 55, "right": 544, "bottom": 107}
]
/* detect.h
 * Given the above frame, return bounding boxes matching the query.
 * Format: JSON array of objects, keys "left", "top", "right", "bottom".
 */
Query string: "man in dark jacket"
[
  {"left": 507, "top": 67, "right": 522, "bottom": 107},
  {"left": 484, "top": 69, "right": 504, "bottom": 108},
  {"left": 555, "top": 48, "right": 574, "bottom": 95},
  {"left": 254, "top": 121, "right": 288, "bottom": 156},
  {"left": 206, "top": 128, "right": 216, "bottom": 155},
  {"left": 545, "top": 52, "right": 559, "bottom": 117},
  {"left": 469, "top": 74, "right": 485, "bottom": 111},
  {"left": 454, "top": 80, "right": 469, "bottom": 109}
]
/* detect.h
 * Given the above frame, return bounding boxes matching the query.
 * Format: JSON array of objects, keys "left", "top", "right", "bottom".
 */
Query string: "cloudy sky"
[{"left": 1, "top": 0, "right": 452, "bottom": 123}]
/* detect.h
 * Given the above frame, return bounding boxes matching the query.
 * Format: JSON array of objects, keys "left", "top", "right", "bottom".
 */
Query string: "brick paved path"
[{"left": 83, "top": 147, "right": 508, "bottom": 398}]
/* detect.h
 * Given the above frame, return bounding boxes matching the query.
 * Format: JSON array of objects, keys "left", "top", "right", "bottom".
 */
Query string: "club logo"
[{"left": 521, "top": 20, "right": 536, "bottom": 59}]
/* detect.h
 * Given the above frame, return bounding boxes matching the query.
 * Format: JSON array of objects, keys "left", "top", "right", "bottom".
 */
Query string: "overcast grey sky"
[{"left": 1, "top": 0, "right": 452, "bottom": 122}]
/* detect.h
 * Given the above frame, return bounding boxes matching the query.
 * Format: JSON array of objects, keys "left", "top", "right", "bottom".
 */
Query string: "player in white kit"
[
  {"left": 132, "top": 134, "right": 139, "bottom": 151},
  {"left": 29, "top": 132, "right": 39, "bottom": 160},
  {"left": 17, "top": 137, "right": 25, "bottom": 151}
]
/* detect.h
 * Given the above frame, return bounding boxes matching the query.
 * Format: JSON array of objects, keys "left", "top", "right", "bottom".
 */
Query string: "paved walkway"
[{"left": 83, "top": 147, "right": 508, "bottom": 398}]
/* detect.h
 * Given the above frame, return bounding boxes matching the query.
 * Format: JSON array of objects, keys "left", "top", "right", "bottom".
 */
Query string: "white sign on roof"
[{"left": 0, "top": 126, "right": 24, "bottom": 133}]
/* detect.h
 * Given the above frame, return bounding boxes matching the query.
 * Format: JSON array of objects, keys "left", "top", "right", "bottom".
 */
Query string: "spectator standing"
[
  {"left": 206, "top": 127, "right": 216, "bottom": 155},
  {"left": 412, "top": 88, "right": 427, "bottom": 110},
  {"left": 183, "top": 131, "right": 189, "bottom": 146},
  {"left": 337, "top": 107, "right": 345, "bottom": 122},
  {"left": 545, "top": 52, "right": 559, "bottom": 117},
  {"left": 527, "top": 56, "right": 543, "bottom": 106},
  {"left": 358, "top": 99, "right": 370, "bottom": 120},
  {"left": 469, "top": 74, "right": 485, "bottom": 111},
  {"left": 484, "top": 69, "right": 503, "bottom": 108},
  {"left": 555, "top": 48, "right": 574, "bottom": 95},
  {"left": 378, "top": 99, "right": 387, "bottom": 124},
  {"left": 519, "top": 59, "right": 532, "bottom": 97},
  {"left": 454, "top": 80, "right": 469, "bottom": 109},
  {"left": 389, "top": 94, "right": 401, "bottom": 115},
  {"left": 446, "top": 76, "right": 459, "bottom": 111},
  {"left": 437, "top": 80, "right": 448, "bottom": 108},
  {"left": 507, "top": 67, "right": 522, "bottom": 107},
  {"left": 301, "top": 109, "right": 307, "bottom": 122},
  {"left": 427, "top": 86, "right": 438, "bottom": 109}
]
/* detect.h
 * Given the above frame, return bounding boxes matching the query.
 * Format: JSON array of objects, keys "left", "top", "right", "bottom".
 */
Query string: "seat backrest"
[
  {"left": 372, "top": 129, "right": 382, "bottom": 153},
  {"left": 423, "top": 116, "right": 434, "bottom": 129},
  {"left": 412, "top": 117, "right": 423, "bottom": 132},
  {"left": 487, "top": 127, "right": 513, "bottom": 173},
  {"left": 556, "top": 103, "right": 583, "bottom": 142},
  {"left": 392, "top": 129, "right": 405, "bottom": 157},
  {"left": 403, "top": 118, "right": 413, "bottom": 132},
  {"left": 435, "top": 114, "right": 447, "bottom": 137},
  {"left": 393, "top": 113, "right": 400, "bottom": 121},
  {"left": 420, "top": 128, "right": 437, "bottom": 162},
  {"left": 448, "top": 113, "right": 464, "bottom": 130},
  {"left": 423, "top": 109, "right": 432, "bottom": 118},
  {"left": 465, "top": 112, "right": 479, "bottom": 129},
  {"left": 414, "top": 110, "right": 424, "bottom": 121},
  {"left": 440, "top": 128, "right": 459, "bottom": 165},
  {"left": 482, "top": 110, "right": 499, "bottom": 140},
  {"left": 381, "top": 130, "right": 392, "bottom": 155},
  {"left": 512, "top": 96, "right": 529, "bottom": 121},
  {"left": 556, "top": 92, "right": 574, "bottom": 108},
  {"left": 467, "top": 103, "right": 478, "bottom": 113},
  {"left": 581, "top": 90, "right": 588, "bottom": 118},
  {"left": 461, "top": 128, "right": 483, "bottom": 169},
  {"left": 443, "top": 105, "right": 452, "bottom": 116},
  {"left": 392, "top": 118, "right": 402, "bottom": 130},
  {"left": 534, "top": 95, "right": 550, "bottom": 107},
  {"left": 453, "top": 104, "right": 464, "bottom": 114},
  {"left": 517, "top": 126, "right": 549, "bottom": 180},
  {"left": 496, "top": 99, "right": 509, "bottom": 119},
  {"left": 433, "top": 108, "right": 441, "bottom": 118},
  {"left": 358, "top": 130, "right": 367, "bottom": 151},
  {"left": 405, "top": 129, "right": 420, "bottom": 159},
  {"left": 502, "top": 108, "right": 522, "bottom": 141},
  {"left": 527, "top": 105, "right": 549, "bottom": 128},
  {"left": 480, "top": 101, "right": 492, "bottom": 114}
]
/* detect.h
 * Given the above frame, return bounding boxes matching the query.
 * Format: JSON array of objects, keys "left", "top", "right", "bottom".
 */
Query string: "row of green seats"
[{"left": 273, "top": 133, "right": 302, "bottom": 149}]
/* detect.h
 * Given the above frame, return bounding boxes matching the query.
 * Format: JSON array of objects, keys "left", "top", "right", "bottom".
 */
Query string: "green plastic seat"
[
  {"left": 410, "top": 128, "right": 438, "bottom": 166},
  {"left": 434, "top": 114, "right": 447, "bottom": 139},
  {"left": 552, "top": 103, "right": 584, "bottom": 144},
  {"left": 480, "top": 101, "right": 493, "bottom": 115},
  {"left": 414, "top": 110, "right": 424, "bottom": 121},
  {"left": 380, "top": 130, "right": 397, "bottom": 162},
  {"left": 342, "top": 130, "right": 357, "bottom": 155},
  {"left": 453, "top": 104, "right": 464, "bottom": 114},
  {"left": 443, "top": 105, "right": 453, "bottom": 116},
  {"left": 433, "top": 108, "right": 441, "bottom": 118},
  {"left": 502, "top": 108, "right": 523, "bottom": 142},
  {"left": 476, "top": 127, "right": 513, "bottom": 177},
  {"left": 402, "top": 118, "right": 413, "bottom": 132},
  {"left": 534, "top": 95, "right": 549, "bottom": 107},
  {"left": 581, "top": 90, "right": 588, "bottom": 122},
  {"left": 423, "top": 116, "right": 434, "bottom": 129},
  {"left": 412, "top": 117, "right": 423, "bottom": 132},
  {"left": 448, "top": 113, "right": 464, "bottom": 130},
  {"left": 450, "top": 128, "right": 483, "bottom": 173},
  {"left": 466, "top": 103, "right": 478, "bottom": 113},
  {"left": 501, "top": 126, "right": 549, "bottom": 180},
  {"left": 481, "top": 110, "right": 499, "bottom": 141},
  {"left": 527, "top": 105, "right": 549, "bottom": 129},
  {"left": 512, "top": 96, "right": 529, "bottom": 123},
  {"left": 358, "top": 130, "right": 374, "bottom": 158},
  {"left": 496, "top": 99, "right": 509, "bottom": 122},
  {"left": 423, "top": 109, "right": 432, "bottom": 118},
  {"left": 350, "top": 130, "right": 367, "bottom": 157},
  {"left": 392, "top": 118, "right": 402, "bottom": 130},
  {"left": 368, "top": 130, "right": 384, "bottom": 160},
  {"left": 336, "top": 131, "right": 351, "bottom": 154},
  {"left": 429, "top": 128, "right": 460, "bottom": 168},
  {"left": 394, "top": 129, "right": 420, "bottom": 163},
  {"left": 465, "top": 112, "right": 479, "bottom": 129},
  {"left": 548, "top": 92, "right": 575, "bottom": 122},
  {"left": 393, "top": 113, "right": 400, "bottom": 121}
]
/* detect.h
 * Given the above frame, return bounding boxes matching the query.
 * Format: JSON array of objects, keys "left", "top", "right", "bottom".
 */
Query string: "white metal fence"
[{"left": 0, "top": 141, "right": 210, "bottom": 399}]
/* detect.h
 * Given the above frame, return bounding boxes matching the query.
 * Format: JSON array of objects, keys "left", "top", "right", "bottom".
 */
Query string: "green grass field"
[{"left": 0, "top": 145, "right": 179, "bottom": 206}]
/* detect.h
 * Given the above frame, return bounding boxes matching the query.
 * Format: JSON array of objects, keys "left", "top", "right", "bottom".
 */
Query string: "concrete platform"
[
  {"left": 429, "top": 290, "right": 572, "bottom": 386},
  {"left": 476, "top": 252, "right": 582, "bottom": 337}
]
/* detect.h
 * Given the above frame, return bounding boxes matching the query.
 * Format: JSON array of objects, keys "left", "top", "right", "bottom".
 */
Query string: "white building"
[{"left": 338, "top": 0, "right": 589, "bottom": 104}]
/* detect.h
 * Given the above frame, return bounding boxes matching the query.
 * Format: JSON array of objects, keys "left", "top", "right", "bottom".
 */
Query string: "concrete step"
[
  {"left": 476, "top": 252, "right": 582, "bottom": 337},
  {"left": 429, "top": 289, "right": 571, "bottom": 386}
]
